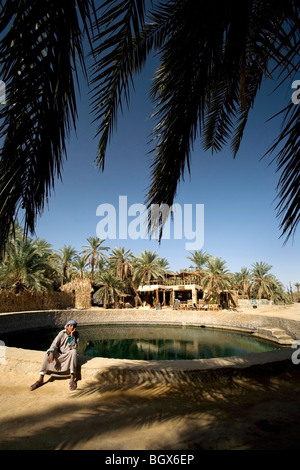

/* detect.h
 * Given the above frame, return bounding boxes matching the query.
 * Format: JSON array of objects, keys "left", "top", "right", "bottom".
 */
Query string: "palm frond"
[
  {"left": 145, "top": 0, "right": 299, "bottom": 240},
  {"left": 0, "top": 0, "right": 299, "bottom": 252},
  {"left": 145, "top": 0, "right": 236, "bottom": 236},
  {"left": 0, "top": 0, "right": 95, "bottom": 252},
  {"left": 266, "top": 102, "right": 300, "bottom": 243},
  {"left": 90, "top": 0, "right": 149, "bottom": 170}
]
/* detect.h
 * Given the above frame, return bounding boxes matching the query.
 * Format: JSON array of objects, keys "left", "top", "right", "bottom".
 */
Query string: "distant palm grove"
[{"left": 0, "top": 225, "right": 298, "bottom": 307}]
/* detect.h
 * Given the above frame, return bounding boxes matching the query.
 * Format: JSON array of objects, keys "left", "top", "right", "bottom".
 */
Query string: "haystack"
[{"left": 60, "top": 278, "right": 93, "bottom": 309}]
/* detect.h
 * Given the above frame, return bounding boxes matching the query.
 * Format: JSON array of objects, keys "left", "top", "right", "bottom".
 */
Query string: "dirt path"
[{"left": 1, "top": 364, "right": 300, "bottom": 450}]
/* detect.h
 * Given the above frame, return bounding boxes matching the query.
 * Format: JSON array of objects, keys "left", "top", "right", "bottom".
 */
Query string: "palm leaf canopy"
[
  {"left": 91, "top": 0, "right": 299, "bottom": 241},
  {"left": 0, "top": 234, "right": 57, "bottom": 291},
  {"left": 0, "top": 0, "right": 299, "bottom": 252},
  {"left": 0, "top": 0, "right": 95, "bottom": 251}
]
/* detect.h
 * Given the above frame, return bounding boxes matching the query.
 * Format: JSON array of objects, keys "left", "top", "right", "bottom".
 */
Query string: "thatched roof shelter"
[{"left": 60, "top": 278, "right": 93, "bottom": 309}]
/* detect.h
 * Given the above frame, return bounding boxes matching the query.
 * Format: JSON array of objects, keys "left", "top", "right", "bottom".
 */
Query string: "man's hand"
[
  {"left": 47, "top": 352, "right": 54, "bottom": 363},
  {"left": 70, "top": 327, "right": 76, "bottom": 337}
]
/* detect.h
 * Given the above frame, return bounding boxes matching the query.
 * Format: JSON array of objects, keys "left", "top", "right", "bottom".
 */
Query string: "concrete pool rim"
[{"left": 1, "top": 308, "right": 299, "bottom": 382}]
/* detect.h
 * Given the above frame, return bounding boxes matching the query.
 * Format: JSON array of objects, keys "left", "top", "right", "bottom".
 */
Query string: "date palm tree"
[
  {"left": 132, "top": 250, "right": 167, "bottom": 286},
  {"left": 250, "top": 261, "right": 285, "bottom": 301},
  {"left": 109, "top": 246, "right": 134, "bottom": 280},
  {"left": 0, "top": 235, "right": 57, "bottom": 292},
  {"left": 108, "top": 246, "right": 143, "bottom": 305},
  {"left": 202, "top": 257, "right": 232, "bottom": 302},
  {"left": 93, "top": 271, "right": 124, "bottom": 309},
  {"left": 131, "top": 250, "right": 168, "bottom": 306},
  {"left": 73, "top": 255, "right": 88, "bottom": 279},
  {"left": 187, "top": 250, "right": 211, "bottom": 282},
  {"left": 157, "top": 257, "right": 170, "bottom": 272},
  {"left": 56, "top": 245, "right": 78, "bottom": 286},
  {"left": 0, "top": 0, "right": 299, "bottom": 251},
  {"left": 81, "top": 236, "right": 109, "bottom": 283},
  {"left": 231, "top": 267, "right": 251, "bottom": 298}
]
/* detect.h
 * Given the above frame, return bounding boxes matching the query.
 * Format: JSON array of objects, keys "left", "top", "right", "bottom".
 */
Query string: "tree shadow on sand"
[{"left": 1, "top": 360, "right": 300, "bottom": 450}]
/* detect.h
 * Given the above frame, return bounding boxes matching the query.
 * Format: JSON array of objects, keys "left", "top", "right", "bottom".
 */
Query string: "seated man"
[{"left": 30, "top": 319, "right": 79, "bottom": 391}]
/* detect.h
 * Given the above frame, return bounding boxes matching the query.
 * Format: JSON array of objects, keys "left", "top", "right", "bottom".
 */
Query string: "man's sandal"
[{"left": 30, "top": 381, "right": 43, "bottom": 391}]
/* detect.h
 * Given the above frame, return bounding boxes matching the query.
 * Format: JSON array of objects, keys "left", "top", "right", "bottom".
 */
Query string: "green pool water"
[{"left": 1, "top": 324, "right": 282, "bottom": 361}]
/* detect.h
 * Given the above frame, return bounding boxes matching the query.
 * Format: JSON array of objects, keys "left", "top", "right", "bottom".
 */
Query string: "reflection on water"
[{"left": 1, "top": 324, "right": 281, "bottom": 360}]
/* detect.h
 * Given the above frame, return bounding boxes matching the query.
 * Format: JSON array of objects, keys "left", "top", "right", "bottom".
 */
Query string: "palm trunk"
[
  {"left": 129, "top": 278, "right": 143, "bottom": 306},
  {"left": 104, "top": 287, "right": 108, "bottom": 309},
  {"left": 61, "top": 266, "right": 67, "bottom": 286},
  {"left": 90, "top": 254, "right": 95, "bottom": 283}
]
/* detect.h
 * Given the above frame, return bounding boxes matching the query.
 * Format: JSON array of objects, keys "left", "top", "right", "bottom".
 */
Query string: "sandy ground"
[{"left": 1, "top": 304, "right": 300, "bottom": 451}]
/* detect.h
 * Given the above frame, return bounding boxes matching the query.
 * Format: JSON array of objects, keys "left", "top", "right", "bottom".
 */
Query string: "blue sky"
[{"left": 32, "top": 56, "right": 299, "bottom": 290}]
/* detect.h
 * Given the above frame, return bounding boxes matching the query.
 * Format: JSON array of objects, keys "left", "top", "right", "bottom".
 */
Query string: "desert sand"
[{"left": 1, "top": 304, "right": 300, "bottom": 451}]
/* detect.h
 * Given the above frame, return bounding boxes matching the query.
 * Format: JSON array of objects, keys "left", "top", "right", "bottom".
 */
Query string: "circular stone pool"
[{"left": 1, "top": 324, "right": 283, "bottom": 361}]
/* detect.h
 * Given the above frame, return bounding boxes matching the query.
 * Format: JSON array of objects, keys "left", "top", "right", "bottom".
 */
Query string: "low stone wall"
[
  {"left": 238, "top": 299, "right": 273, "bottom": 308},
  {"left": 1, "top": 308, "right": 299, "bottom": 382},
  {"left": 1, "top": 345, "right": 295, "bottom": 384}
]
